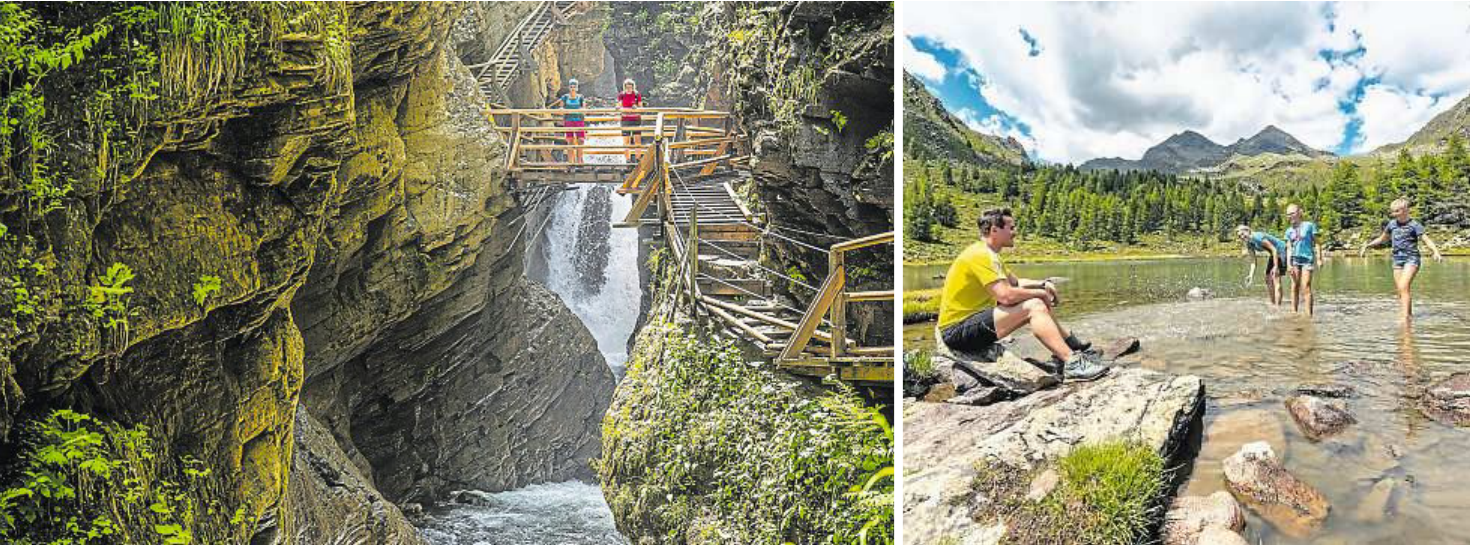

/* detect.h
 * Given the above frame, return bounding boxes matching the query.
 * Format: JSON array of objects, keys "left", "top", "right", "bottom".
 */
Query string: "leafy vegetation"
[
  {"left": 190, "top": 275, "right": 220, "bottom": 308},
  {"left": 599, "top": 247, "right": 893, "bottom": 544},
  {"left": 0, "top": 409, "right": 253, "bottom": 544},
  {"left": 969, "top": 441, "right": 1166, "bottom": 545}
]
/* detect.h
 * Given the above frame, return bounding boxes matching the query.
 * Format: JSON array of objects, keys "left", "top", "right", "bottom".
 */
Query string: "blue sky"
[{"left": 904, "top": 2, "right": 1470, "bottom": 164}]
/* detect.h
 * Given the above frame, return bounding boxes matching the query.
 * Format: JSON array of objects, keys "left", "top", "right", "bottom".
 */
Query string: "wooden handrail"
[
  {"left": 845, "top": 290, "right": 893, "bottom": 303},
  {"left": 831, "top": 232, "right": 894, "bottom": 253}
]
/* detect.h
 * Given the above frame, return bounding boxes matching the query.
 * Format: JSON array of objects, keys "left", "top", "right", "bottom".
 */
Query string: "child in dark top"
[{"left": 1360, "top": 197, "right": 1445, "bottom": 319}]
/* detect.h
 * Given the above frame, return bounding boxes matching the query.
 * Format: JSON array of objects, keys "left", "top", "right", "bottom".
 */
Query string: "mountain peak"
[{"left": 1232, "top": 125, "right": 1329, "bottom": 158}]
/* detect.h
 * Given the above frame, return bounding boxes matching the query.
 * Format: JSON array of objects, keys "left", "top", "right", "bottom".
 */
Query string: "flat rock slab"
[
  {"left": 903, "top": 368, "right": 1205, "bottom": 545},
  {"left": 1285, "top": 395, "right": 1356, "bottom": 441},
  {"left": 1420, "top": 372, "right": 1470, "bottom": 426},
  {"left": 946, "top": 386, "right": 1006, "bottom": 407},
  {"left": 1223, "top": 442, "right": 1330, "bottom": 539},
  {"left": 935, "top": 347, "right": 1059, "bottom": 395}
]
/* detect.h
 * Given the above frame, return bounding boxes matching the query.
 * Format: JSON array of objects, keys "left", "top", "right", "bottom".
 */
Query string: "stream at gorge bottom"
[
  {"left": 417, "top": 126, "right": 634, "bottom": 544},
  {"left": 908, "top": 257, "right": 1470, "bottom": 544}
]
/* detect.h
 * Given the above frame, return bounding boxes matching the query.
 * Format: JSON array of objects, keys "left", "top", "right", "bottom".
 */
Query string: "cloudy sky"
[{"left": 905, "top": 2, "right": 1470, "bottom": 164}]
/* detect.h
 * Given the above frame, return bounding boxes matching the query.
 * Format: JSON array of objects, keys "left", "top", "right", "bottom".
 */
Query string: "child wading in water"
[
  {"left": 548, "top": 79, "right": 586, "bottom": 163},
  {"left": 1359, "top": 198, "right": 1444, "bottom": 319},
  {"left": 1237, "top": 225, "right": 1287, "bottom": 305},
  {"left": 1285, "top": 204, "right": 1322, "bottom": 315}
]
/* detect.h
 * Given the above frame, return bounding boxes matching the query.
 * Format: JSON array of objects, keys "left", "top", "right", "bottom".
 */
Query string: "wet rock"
[
  {"left": 1419, "top": 372, "right": 1470, "bottom": 426},
  {"left": 1100, "top": 337, "right": 1142, "bottom": 359},
  {"left": 1187, "top": 287, "right": 1214, "bottom": 300},
  {"left": 946, "top": 386, "right": 1006, "bottom": 407},
  {"left": 1197, "top": 526, "right": 1251, "bottom": 545},
  {"left": 904, "top": 369, "right": 1205, "bottom": 544},
  {"left": 1187, "top": 409, "right": 1287, "bottom": 497},
  {"left": 1353, "top": 477, "right": 1398, "bottom": 523},
  {"left": 1025, "top": 469, "right": 1060, "bottom": 502},
  {"left": 286, "top": 407, "right": 425, "bottom": 544},
  {"left": 1294, "top": 383, "right": 1356, "bottom": 399},
  {"left": 1162, "top": 491, "right": 1247, "bottom": 545},
  {"left": 1222, "top": 442, "right": 1330, "bottom": 538},
  {"left": 1285, "top": 395, "right": 1356, "bottom": 441}
]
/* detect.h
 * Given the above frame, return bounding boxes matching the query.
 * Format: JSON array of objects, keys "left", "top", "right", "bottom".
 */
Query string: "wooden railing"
[
  {"left": 487, "top": 108, "right": 748, "bottom": 184},
  {"left": 778, "top": 232, "right": 895, "bottom": 362}
]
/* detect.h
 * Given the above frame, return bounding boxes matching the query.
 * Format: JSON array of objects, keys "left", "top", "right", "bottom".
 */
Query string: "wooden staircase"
[{"left": 468, "top": 1, "right": 589, "bottom": 104}]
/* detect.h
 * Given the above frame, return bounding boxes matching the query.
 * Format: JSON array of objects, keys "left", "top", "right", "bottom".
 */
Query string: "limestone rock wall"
[{"left": 1, "top": 2, "right": 616, "bottom": 541}]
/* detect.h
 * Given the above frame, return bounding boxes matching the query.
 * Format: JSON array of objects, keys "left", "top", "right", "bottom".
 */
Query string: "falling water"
[{"left": 419, "top": 124, "right": 634, "bottom": 544}]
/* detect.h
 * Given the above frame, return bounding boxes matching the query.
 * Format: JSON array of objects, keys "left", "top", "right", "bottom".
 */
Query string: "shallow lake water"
[{"left": 907, "top": 257, "right": 1470, "bottom": 544}]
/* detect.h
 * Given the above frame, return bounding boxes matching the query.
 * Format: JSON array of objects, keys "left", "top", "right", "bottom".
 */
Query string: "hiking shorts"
[
  {"left": 941, "top": 308, "right": 999, "bottom": 353},
  {"left": 1392, "top": 254, "right": 1421, "bottom": 269}
]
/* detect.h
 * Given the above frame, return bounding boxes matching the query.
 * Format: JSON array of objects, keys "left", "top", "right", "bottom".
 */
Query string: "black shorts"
[
  {"left": 941, "top": 308, "right": 998, "bottom": 353},
  {"left": 1265, "top": 255, "right": 1287, "bottom": 277}
]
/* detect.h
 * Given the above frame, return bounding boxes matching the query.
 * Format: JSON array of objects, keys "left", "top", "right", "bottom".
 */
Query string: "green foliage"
[
  {"left": 865, "top": 131, "right": 894, "bottom": 164},
  {"left": 0, "top": 410, "right": 254, "bottom": 544},
  {"left": 190, "top": 275, "right": 220, "bottom": 308},
  {"left": 902, "top": 348, "right": 936, "bottom": 381},
  {"left": 600, "top": 323, "right": 894, "bottom": 544},
  {"left": 831, "top": 110, "right": 848, "bottom": 133},
  {"left": 904, "top": 164, "right": 957, "bottom": 243},
  {"left": 970, "top": 441, "right": 1165, "bottom": 545},
  {"left": 901, "top": 289, "right": 940, "bottom": 322}
]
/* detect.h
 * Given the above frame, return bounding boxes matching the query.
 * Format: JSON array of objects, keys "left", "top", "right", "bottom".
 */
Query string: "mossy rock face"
[{"left": 0, "top": 2, "right": 565, "bottom": 540}]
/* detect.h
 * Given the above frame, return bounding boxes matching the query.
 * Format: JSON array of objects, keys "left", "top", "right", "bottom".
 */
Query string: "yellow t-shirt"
[{"left": 938, "top": 242, "right": 1012, "bottom": 328}]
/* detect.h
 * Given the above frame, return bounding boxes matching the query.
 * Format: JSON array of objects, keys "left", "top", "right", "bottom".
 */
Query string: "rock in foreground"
[
  {"left": 1285, "top": 395, "right": 1356, "bottom": 441},
  {"left": 1163, "top": 491, "right": 1247, "bottom": 545},
  {"left": 1222, "top": 442, "right": 1330, "bottom": 538},
  {"left": 1420, "top": 372, "right": 1470, "bottom": 426},
  {"left": 904, "top": 368, "right": 1204, "bottom": 544}
]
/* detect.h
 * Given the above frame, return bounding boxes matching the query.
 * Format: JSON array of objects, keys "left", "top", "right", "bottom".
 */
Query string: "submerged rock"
[
  {"left": 1294, "top": 383, "right": 1356, "bottom": 399},
  {"left": 1285, "top": 395, "right": 1357, "bottom": 441},
  {"left": 1222, "top": 442, "right": 1330, "bottom": 538},
  {"left": 1162, "top": 491, "right": 1247, "bottom": 545},
  {"left": 904, "top": 368, "right": 1204, "bottom": 544},
  {"left": 1353, "top": 477, "right": 1399, "bottom": 523},
  {"left": 1197, "top": 526, "right": 1251, "bottom": 545},
  {"left": 1419, "top": 372, "right": 1470, "bottom": 426},
  {"left": 1187, "top": 287, "right": 1215, "bottom": 300}
]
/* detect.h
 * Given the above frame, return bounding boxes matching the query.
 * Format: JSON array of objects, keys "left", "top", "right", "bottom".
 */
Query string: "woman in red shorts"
[{"left": 548, "top": 79, "right": 586, "bottom": 163}]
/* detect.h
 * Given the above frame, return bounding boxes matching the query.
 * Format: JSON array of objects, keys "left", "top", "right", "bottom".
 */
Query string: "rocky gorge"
[{"left": 0, "top": 2, "right": 895, "bottom": 544}]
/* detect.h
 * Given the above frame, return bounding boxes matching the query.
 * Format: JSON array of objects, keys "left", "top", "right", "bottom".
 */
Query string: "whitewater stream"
[{"left": 419, "top": 124, "right": 635, "bottom": 544}]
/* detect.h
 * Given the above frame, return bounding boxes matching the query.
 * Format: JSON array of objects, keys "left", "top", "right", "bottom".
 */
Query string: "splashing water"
[
  {"left": 535, "top": 123, "right": 642, "bottom": 377},
  {"left": 419, "top": 125, "right": 634, "bottom": 543},
  {"left": 417, "top": 481, "right": 627, "bottom": 545}
]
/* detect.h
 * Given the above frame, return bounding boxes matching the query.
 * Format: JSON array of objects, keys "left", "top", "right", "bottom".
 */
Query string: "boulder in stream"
[
  {"left": 1419, "top": 372, "right": 1470, "bottom": 426},
  {"left": 1285, "top": 394, "right": 1356, "bottom": 440},
  {"left": 1162, "top": 491, "right": 1247, "bottom": 545},
  {"left": 1222, "top": 442, "right": 1330, "bottom": 538}
]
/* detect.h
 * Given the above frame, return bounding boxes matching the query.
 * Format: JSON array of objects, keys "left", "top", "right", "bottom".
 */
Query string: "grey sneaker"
[{"left": 1063, "top": 351, "right": 1110, "bottom": 382}]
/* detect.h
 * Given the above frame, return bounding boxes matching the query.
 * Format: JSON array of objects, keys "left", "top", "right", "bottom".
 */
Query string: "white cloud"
[
  {"left": 905, "top": 2, "right": 1470, "bottom": 163},
  {"left": 1357, "top": 85, "right": 1457, "bottom": 151},
  {"left": 956, "top": 107, "right": 1037, "bottom": 156},
  {"left": 902, "top": 37, "right": 947, "bottom": 82}
]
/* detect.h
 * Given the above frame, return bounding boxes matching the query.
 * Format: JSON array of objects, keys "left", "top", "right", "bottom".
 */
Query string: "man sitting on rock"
[{"left": 937, "top": 207, "right": 1109, "bottom": 381}]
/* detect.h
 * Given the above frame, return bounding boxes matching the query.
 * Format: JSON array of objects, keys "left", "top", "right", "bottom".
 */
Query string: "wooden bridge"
[
  {"left": 488, "top": 107, "right": 894, "bottom": 383},
  {"left": 476, "top": 4, "right": 892, "bottom": 383}
]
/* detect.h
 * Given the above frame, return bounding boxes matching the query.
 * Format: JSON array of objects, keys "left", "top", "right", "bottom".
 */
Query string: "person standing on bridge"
[
  {"left": 937, "top": 208, "right": 1109, "bottom": 381},
  {"left": 618, "top": 78, "right": 645, "bottom": 160},
  {"left": 548, "top": 79, "right": 587, "bottom": 164}
]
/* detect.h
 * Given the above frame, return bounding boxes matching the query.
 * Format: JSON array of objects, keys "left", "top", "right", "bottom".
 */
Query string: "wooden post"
[
  {"left": 506, "top": 113, "right": 522, "bottom": 172},
  {"left": 830, "top": 249, "right": 847, "bottom": 358}
]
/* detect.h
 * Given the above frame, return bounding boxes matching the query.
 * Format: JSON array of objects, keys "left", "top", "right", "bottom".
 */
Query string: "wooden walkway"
[
  {"left": 466, "top": 1, "right": 593, "bottom": 104},
  {"left": 478, "top": 8, "right": 892, "bottom": 383}
]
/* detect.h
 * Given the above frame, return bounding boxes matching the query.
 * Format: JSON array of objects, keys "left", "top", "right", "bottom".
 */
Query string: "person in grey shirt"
[{"left": 1360, "top": 197, "right": 1445, "bottom": 320}]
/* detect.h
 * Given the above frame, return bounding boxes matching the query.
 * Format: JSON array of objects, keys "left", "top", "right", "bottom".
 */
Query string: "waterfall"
[
  {"left": 420, "top": 124, "right": 634, "bottom": 544},
  {"left": 535, "top": 125, "right": 642, "bottom": 378}
]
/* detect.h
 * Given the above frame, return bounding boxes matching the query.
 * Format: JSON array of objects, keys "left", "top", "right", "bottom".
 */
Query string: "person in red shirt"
[{"left": 618, "top": 79, "right": 644, "bottom": 159}]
